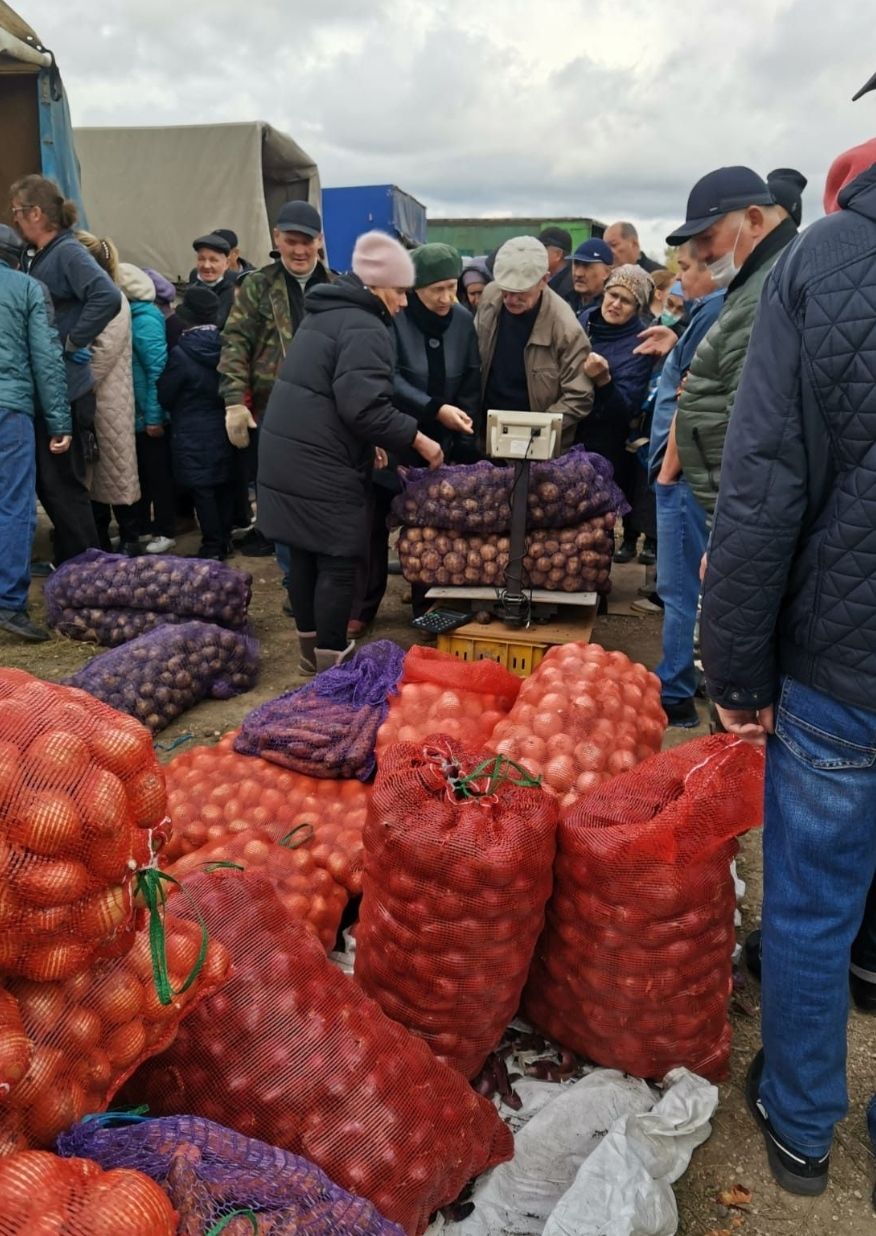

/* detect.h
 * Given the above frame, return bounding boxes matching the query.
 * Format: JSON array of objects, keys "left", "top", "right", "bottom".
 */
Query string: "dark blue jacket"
[
  {"left": 701, "top": 163, "right": 876, "bottom": 713},
  {"left": 574, "top": 306, "right": 653, "bottom": 463},
  {"left": 648, "top": 289, "right": 725, "bottom": 483},
  {"left": 26, "top": 230, "right": 121, "bottom": 402},
  {"left": 157, "top": 326, "right": 233, "bottom": 488}
]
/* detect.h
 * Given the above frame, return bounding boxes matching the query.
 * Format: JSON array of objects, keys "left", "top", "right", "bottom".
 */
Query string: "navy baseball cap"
[
  {"left": 572, "top": 238, "right": 613, "bottom": 265},
  {"left": 853, "top": 70, "right": 876, "bottom": 101},
  {"left": 275, "top": 201, "right": 322, "bottom": 236},
  {"left": 666, "top": 166, "right": 774, "bottom": 245}
]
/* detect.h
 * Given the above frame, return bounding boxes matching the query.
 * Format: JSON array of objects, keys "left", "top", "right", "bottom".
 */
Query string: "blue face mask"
[{"left": 659, "top": 309, "right": 682, "bottom": 327}]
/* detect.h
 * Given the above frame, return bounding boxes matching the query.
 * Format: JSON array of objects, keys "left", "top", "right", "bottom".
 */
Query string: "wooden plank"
[{"left": 449, "top": 610, "right": 597, "bottom": 647}]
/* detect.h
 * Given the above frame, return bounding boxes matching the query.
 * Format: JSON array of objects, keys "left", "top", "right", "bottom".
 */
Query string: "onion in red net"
[
  {"left": 356, "top": 737, "right": 558, "bottom": 1077},
  {"left": 523, "top": 735, "right": 764, "bottom": 1081}
]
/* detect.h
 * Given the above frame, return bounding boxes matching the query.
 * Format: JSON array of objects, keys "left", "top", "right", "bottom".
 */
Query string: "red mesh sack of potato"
[
  {"left": 523, "top": 735, "right": 764, "bottom": 1081},
  {"left": 0, "top": 913, "right": 230, "bottom": 1152},
  {"left": 0, "top": 1150, "right": 176, "bottom": 1235},
  {"left": 375, "top": 646, "right": 521, "bottom": 756},
  {"left": 162, "top": 732, "right": 369, "bottom": 894},
  {"left": 355, "top": 739, "right": 557, "bottom": 1077},
  {"left": 488, "top": 642, "right": 666, "bottom": 806},
  {"left": 125, "top": 868, "right": 513, "bottom": 1235},
  {"left": 0, "top": 669, "right": 168, "bottom": 982},
  {"left": 169, "top": 825, "right": 349, "bottom": 952}
]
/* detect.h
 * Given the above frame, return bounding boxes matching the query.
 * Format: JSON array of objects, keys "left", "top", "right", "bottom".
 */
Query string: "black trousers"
[
  {"left": 192, "top": 484, "right": 234, "bottom": 556},
  {"left": 92, "top": 501, "right": 140, "bottom": 551},
  {"left": 135, "top": 431, "right": 175, "bottom": 538},
  {"left": 233, "top": 428, "right": 259, "bottom": 528},
  {"left": 351, "top": 484, "right": 394, "bottom": 624},
  {"left": 34, "top": 393, "right": 100, "bottom": 565},
  {"left": 286, "top": 546, "right": 357, "bottom": 651}
]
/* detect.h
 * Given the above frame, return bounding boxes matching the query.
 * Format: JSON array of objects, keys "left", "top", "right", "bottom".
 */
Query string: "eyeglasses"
[{"left": 10, "top": 206, "right": 32, "bottom": 217}]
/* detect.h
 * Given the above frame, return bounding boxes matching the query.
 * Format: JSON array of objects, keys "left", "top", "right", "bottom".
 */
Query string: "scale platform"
[{"left": 425, "top": 586, "right": 598, "bottom": 608}]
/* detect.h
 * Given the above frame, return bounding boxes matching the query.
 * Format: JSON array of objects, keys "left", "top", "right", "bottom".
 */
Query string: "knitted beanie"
[
  {"left": 352, "top": 231, "right": 415, "bottom": 288},
  {"left": 412, "top": 242, "right": 462, "bottom": 288},
  {"left": 604, "top": 263, "right": 654, "bottom": 312},
  {"left": 177, "top": 285, "right": 219, "bottom": 327}
]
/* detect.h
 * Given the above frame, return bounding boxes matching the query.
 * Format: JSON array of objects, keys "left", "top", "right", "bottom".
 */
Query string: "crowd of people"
[{"left": 4, "top": 98, "right": 876, "bottom": 1204}]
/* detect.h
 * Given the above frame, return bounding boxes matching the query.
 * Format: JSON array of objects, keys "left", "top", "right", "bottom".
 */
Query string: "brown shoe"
[{"left": 347, "top": 619, "right": 370, "bottom": 639}]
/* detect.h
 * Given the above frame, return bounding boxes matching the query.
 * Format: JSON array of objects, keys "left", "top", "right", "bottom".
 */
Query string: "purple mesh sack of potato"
[
  {"left": 45, "top": 549, "right": 252, "bottom": 645},
  {"left": 67, "top": 621, "right": 259, "bottom": 733}
]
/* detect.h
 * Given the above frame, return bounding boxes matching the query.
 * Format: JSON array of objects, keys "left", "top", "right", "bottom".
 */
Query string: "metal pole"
[{"left": 502, "top": 458, "right": 530, "bottom": 626}]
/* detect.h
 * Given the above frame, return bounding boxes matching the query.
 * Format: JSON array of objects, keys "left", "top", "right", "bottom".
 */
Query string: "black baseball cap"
[
  {"left": 192, "top": 232, "right": 231, "bottom": 254},
  {"left": 538, "top": 226, "right": 573, "bottom": 254},
  {"left": 666, "top": 166, "right": 774, "bottom": 245},
  {"left": 853, "top": 70, "right": 876, "bottom": 101},
  {"left": 275, "top": 201, "right": 322, "bottom": 236}
]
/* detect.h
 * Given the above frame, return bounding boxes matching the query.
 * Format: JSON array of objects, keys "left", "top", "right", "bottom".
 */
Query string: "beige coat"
[
  {"left": 87, "top": 296, "right": 141, "bottom": 507},
  {"left": 475, "top": 283, "right": 594, "bottom": 450}
]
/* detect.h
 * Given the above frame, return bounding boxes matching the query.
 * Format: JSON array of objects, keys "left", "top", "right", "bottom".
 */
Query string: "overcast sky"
[{"left": 31, "top": 0, "right": 876, "bottom": 258}]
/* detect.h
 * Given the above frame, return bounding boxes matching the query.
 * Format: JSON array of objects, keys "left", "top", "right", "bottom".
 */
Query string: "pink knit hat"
[{"left": 352, "top": 230, "right": 415, "bottom": 288}]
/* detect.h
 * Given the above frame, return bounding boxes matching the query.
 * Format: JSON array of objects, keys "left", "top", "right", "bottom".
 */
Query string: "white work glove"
[{"left": 225, "top": 404, "right": 257, "bottom": 449}]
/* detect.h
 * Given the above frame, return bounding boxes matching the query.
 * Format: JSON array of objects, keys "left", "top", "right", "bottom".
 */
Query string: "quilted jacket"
[
  {"left": 675, "top": 217, "right": 798, "bottom": 517},
  {"left": 0, "top": 259, "right": 70, "bottom": 435},
  {"left": 87, "top": 296, "right": 140, "bottom": 506},
  {"left": 158, "top": 326, "right": 233, "bottom": 489},
  {"left": 701, "top": 163, "right": 876, "bottom": 713}
]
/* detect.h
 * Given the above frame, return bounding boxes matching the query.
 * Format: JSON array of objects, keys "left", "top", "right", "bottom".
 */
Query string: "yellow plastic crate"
[
  {"left": 436, "top": 615, "right": 595, "bottom": 678},
  {"left": 437, "top": 631, "right": 547, "bottom": 677}
]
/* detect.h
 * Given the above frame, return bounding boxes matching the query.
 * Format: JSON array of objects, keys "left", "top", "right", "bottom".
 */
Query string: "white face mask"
[{"left": 705, "top": 216, "right": 745, "bottom": 289}]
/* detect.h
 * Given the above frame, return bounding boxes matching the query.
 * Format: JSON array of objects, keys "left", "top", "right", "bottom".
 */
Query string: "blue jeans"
[
  {"left": 654, "top": 478, "right": 707, "bottom": 702},
  {"left": 275, "top": 542, "right": 291, "bottom": 590},
  {"left": 0, "top": 408, "right": 36, "bottom": 611},
  {"left": 760, "top": 676, "right": 876, "bottom": 1155}
]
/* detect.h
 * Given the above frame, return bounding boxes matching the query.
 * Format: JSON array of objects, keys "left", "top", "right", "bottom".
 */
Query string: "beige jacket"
[
  {"left": 87, "top": 296, "right": 141, "bottom": 507},
  {"left": 476, "top": 283, "right": 593, "bottom": 450}
]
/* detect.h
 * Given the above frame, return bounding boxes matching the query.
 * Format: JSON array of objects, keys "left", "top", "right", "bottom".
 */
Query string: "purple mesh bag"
[
  {"left": 235, "top": 640, "right": 405, "bottom": 780},
  {"left": 57, "top": 1113, "right": 405, "bottom": 1235},
  {"left": 390, "top": 446, "right": 630, "bottom": 533},
  {"left": 48, "top": 605, "right": 204, "bottom": 647},
  {"left": 44, "top": 549, "right": 252, "bottom": 643},
  {"left": 67, "top": 620, "right": 260, "bottom": 733}
]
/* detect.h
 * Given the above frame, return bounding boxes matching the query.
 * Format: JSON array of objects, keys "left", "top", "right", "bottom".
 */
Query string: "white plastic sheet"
[{"left": 429, "top": 1067, "right": 717, "bottom": 1236}]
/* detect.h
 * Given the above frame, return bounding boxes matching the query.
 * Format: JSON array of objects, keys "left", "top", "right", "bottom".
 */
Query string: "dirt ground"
[{"left": 4, "top": 525, "right": 876, "bottom": 1234}]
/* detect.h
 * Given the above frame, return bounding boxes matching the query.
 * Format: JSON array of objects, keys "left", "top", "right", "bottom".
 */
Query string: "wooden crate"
[{"left": 437, "top": 612, "right": 596, "bottom": 677}]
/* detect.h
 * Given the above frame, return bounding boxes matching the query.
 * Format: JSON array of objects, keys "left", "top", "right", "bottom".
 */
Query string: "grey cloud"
[{"left": 34, "top": 0, "right": 876, "bottom": 259}]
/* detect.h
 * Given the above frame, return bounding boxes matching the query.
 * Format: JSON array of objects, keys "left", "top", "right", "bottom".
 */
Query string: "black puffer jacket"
[
  {"left": 702, "top": 164, "right": 876, "bottom": 712},
  {"left": 157, "top": 326, "right": 233, "bottom": 488},
  {"left": 393, "top": 298, "right": 482, "bottom": 464},
  {"left": 257, "top": 277, "right": 419, "bottom": 558}
]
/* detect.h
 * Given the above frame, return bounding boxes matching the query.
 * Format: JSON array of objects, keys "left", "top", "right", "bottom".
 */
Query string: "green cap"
[{"left": 412, "top": 242, "right": 462, "bottom": 289}]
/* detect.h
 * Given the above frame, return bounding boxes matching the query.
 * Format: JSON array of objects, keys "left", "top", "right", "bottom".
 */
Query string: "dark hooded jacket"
[
  {"left": 574, "top": 305, "right": 654, "bottom": 470},
  {"left": 257, "top": 276, "right": 419, "bottom": 559},
  {"left": 702, "top": 164, "right": 876, "bottom": 713},
  {"left": 157, "top": 325, "right": 233, "bottom": 488}
]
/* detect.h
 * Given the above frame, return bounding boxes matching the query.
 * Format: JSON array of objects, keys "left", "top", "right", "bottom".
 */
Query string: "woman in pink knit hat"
[{"left": 257, "top": 230, "right": 444, "bottom": 675}]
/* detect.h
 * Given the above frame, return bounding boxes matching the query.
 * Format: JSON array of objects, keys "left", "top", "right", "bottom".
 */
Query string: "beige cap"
[{"left": 493, "top": 236, "right": 549, "bottom": 292}]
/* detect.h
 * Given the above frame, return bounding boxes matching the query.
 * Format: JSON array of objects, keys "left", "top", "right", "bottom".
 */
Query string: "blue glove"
[{"left": 68, "top": 347, "right": 93, "bottom": 365}]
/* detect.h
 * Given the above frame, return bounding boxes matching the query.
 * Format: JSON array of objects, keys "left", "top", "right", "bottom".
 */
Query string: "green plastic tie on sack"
[
  {"left": 455, "top": 754, "right": 541, "bottom": 798},
  {"left": 206, "top": 1211, "right": 259, "bottom": 1235},
  {"left": 280, "top": 822, "right": 315, "bottom": 849},
  {"left": 202, "top": 861, "right": 245, "bottom": 873},
  {"left": 134, "top": 868, "right": 209, "bottom": 1006}
]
